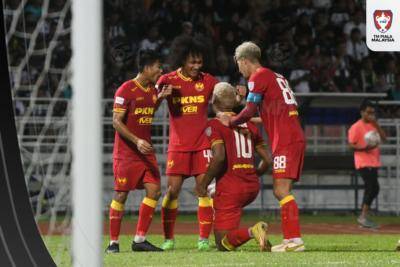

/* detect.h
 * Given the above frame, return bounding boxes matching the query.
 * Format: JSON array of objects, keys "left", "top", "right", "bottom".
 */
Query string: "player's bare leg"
[
  {"left": 271, "top": 178, "right": 305, "bottom": 252},
  {"left": 214, "top": 223, "right": 270, "bottom": 252},
  {"left": 106, "top": 191, "right": 129, "bottom": 253},
  {"left": 132, "top": 182, "right": 163, "bottom": 252},
  {"left": 195, "top": 174, "right": 213, "bottom": 250},
  {"left": 161, "top": 175, "right": 184, "bottom": 250}
]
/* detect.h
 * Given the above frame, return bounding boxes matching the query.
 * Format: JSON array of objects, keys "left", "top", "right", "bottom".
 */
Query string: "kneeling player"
[
  {"left": 106, "top": 50, "right": 172, "bottom": 253},
  {"left": 196, "top": 82, "right": 271, "bottom": 251}
]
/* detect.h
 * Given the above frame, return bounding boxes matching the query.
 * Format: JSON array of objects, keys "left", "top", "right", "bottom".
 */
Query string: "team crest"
[
  {"left": 248, "top": 81, "right": 254, "bottom": 91},
  {"left": 167, "top": 160, "right": 174, "bottom": 168},
  {"left": 117, "top": 177, "right": 127, "bottom": 185},
  {"left": 153, "top": 94, "right": 157, "bottom": 103},
  {"left": 195, "top": 82, "right": 204, "bottom": 91},
  {"left": 374, "top": 10, "right": 392, "bottom": 33}
]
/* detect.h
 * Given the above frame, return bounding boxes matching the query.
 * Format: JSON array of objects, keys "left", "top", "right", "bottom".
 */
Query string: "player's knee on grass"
[
  {"left": 214, "top": 231, "right": 229, "bottom": 251},
  {"left": 113, "top": 191, "right": 128, "bottom": 203}
]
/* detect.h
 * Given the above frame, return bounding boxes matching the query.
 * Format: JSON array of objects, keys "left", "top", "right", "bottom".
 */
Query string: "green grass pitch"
[{"left": 45, "top": 234, "right": 400, "bottom": 266}]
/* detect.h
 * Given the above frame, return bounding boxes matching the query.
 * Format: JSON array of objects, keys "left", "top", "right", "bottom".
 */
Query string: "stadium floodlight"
[{"left": 71, "top": 0, "right": 103, "bottom": 266}]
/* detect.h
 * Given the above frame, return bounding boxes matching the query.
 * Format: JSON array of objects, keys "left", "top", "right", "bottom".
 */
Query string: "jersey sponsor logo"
[
  {"left": 232, "top": 163, "right": 254, "bottom": 170},
  {"left": 167, "top": 160, "right": 174, "bottom": 168},
  {"left": 248, "top": 81, "right": 254, "bottom": 91},
  {"left": 289, "top": 110, "right": 299, "bottom": 116},
  {"left": 134, "top": 107, "right": 155, "bottom": 115},
  {"left": 195, "top": 82, "right": 204, "bottom": 91},
  {"left": 115, "top": 96, "right": 125, "bottom": 105},
  {"left": 181, "top": 105, "right": 198, "bottom": 114},
  {"left": 172, "top": 95, "right": 205, "bottom": 104},
  {"left": 137, "top": 117, "right": 153, "bottom": 124},
  {"left": 117, "top": 177, "right": 127, "bottom": 185}
]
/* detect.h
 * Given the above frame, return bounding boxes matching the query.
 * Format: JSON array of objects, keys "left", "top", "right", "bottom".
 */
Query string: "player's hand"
[
  {"left": 236, "top": 85, "right": 247, "bottom": 97},
  {"left": 136, "top": 139, "right": 154, "bottom": 154},
  {"left": 365, "top": 144, "right": 378, "bottom": 151},
  {"left": 195, "top": 183, "right": 207, "bottom": 197},
  {"left": 158, "top": 84, "right": 173, "bottom": 99},
  {"left": 216, "top": 112, "right": 232, "bottom": 127}
]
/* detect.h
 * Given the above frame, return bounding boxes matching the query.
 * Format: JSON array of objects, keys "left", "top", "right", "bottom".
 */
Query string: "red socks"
[
  {"left": 279, "top": 195, "right": 301, "bottom": 239},
  {"left": 109, "top": 200, "right": 124, "bottom": 241},
  {"left": 198, "top": 197, "right": 213, "bottom": 239},
  {"left": 136, "top": 197, "right": 157, "bottom": 237},
  {"left": 161, "top": 195, "right": 178, "bottom": 239}
]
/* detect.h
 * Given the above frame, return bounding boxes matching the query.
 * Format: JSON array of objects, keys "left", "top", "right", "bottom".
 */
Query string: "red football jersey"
[
  {"left": 206, "top": 118, "right": 265, "bottom": 193},
  {"left": 113, "top": 79, "right": 158, "bottom": 160},
  {"left": 156, "top": 69, "right": 218, "bottom": 152},
  {"left": 247, "top": 67, "right": 305, "bottom": 153}
]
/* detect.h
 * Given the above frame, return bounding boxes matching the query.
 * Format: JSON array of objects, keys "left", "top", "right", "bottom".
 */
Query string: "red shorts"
[
  {"left": 272, "top": 142, "right": 305, "bottom": 181},
  {"left": 166, "top": 149, "right": 211, "bottom": 177},
  {"left": 113, "top": 156, "right": 160, "bottom": 191},
  {"left": 213, "top": 190, "right": 259, "bottom": 231}
]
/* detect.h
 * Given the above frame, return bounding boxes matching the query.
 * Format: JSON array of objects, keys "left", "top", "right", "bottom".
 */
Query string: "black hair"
[
  {"left": 168, "top": 36, "right": 209, "bottom": 70},
  {"left": 360, "top": 99, "right": 375, "bottom": 111},
  {"left": 137, "top": 49, "right": 160, "bottom": 72}
]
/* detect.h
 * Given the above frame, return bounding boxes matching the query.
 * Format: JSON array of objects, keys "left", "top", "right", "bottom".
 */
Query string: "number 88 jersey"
[
  {"left": 205, "top": 119, "right": 265, "bottom": 194},
  {"left": 246, "top": 67, "right": 305, "bottom": 153}
]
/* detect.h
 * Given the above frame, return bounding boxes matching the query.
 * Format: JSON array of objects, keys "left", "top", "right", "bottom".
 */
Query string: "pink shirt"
[{"left": 348, "top": 119, "right": 381, "bottom": 169}]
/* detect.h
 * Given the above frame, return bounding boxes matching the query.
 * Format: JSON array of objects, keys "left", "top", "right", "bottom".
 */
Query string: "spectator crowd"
[{"left": 4, "top": 0, "right": 400, "bottom": 102}]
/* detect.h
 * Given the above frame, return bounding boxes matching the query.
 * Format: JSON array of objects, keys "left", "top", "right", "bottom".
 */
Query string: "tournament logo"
[
  {"left": 248, "top": 81, "right": 254, "bottom": 92},
  {"left": 195, "top": 82, "right": 204, "bottom": 92},
  {"left": 374, "top": 10, "right": 392, "bottom": 33},
  {"left": 205, "top": 126, "right": 212, "bottom": 137}
]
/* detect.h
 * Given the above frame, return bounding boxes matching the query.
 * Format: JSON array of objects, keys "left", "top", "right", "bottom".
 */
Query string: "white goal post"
[{"left": 71, "top": 0, "right": 103, "bottom": 266}]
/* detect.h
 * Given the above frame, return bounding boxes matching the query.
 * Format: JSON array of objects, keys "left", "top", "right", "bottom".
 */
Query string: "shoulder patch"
[
  {"left": 205, "top": 126, "right": 212, "bottom": 137},
  {"left": 115, "top": 96, "right": 124, "bottom": 105},
  {"left": 248, "top": 81, "right": 254, "bottom": 91}
]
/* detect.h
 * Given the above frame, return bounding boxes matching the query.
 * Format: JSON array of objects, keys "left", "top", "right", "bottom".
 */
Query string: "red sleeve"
[
  {"left": 156, "top": 74, "right": 168, "bottom": 92},
  {"left": 248, "top": 71, "right": 267, "bottom": 95},
  {"left": 206, "top": 121, "right": 224, "bottom": 148},
  {"left": 230, "top": 102, "right": 258, "bottom": 126},
  {"left": 113, "top": 84, "right": 130, "bottom": 113}
]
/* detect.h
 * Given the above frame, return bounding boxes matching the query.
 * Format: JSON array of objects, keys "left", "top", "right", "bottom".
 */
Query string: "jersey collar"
[{"left": 132, "top": 79, "right": 150, "bottom": 93}]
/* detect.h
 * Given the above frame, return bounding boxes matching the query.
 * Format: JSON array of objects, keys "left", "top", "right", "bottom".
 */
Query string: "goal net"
[{"left": 3, "top": 0, "right": 73, "bottom": 264}]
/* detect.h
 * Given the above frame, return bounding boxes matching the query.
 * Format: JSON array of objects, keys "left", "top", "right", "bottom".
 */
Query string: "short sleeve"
[
  {"left": 156, "top": 74, "right": 168, "bottom": 92},
  {"left": 348, "top": 124, "right": 360, "bottom": 145},
  {"left": 205, "top": 121, "right": 224, "bottom": 148},
  {"left": 247, "top": 72, "right": 265, "bottom": 103},
  {"left": 113, "top": 85, "right": 130, "bottom": 113}
]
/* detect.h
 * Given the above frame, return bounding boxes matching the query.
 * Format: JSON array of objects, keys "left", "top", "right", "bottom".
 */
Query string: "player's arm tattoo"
[
  {"left": 112, "top": 111, "right": 139, "bottom": 145},
  {"left": 201, "top": 143, "right": 226, "bottom": 188},
  {"left": 255, "top": 144, "right": 271, "bottom": 176}
]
